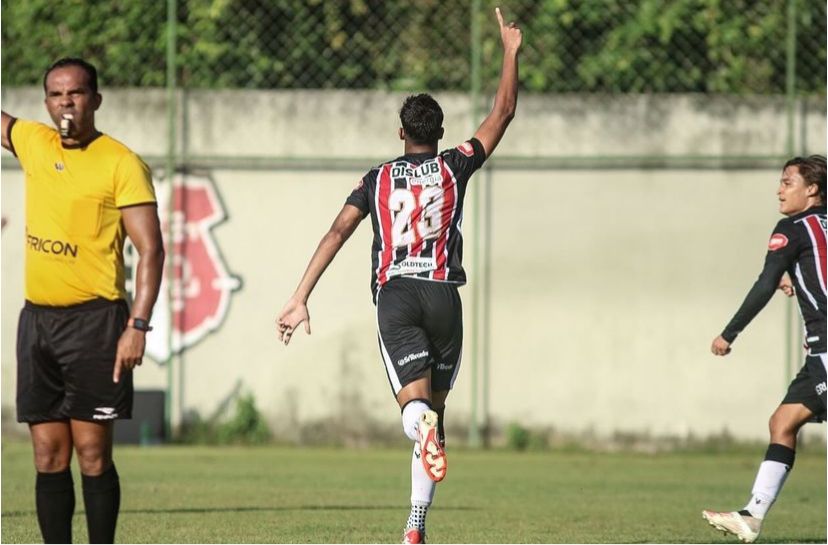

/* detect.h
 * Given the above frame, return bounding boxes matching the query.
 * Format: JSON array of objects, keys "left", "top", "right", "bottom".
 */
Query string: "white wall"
[
  {"left": 3, "top": 167, "right": 825, "bottom": 443},
  {"left": 1, "top": 88, "right": 823, "bottom": 159},
  {"left": 2, "top": 89, "right": 825, "bottom": 443}
]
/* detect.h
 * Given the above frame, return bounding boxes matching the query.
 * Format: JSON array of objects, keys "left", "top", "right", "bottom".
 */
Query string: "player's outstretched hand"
[
  {"left": 710, "top": 335, "right": 732, "bottom": 356},
  {"left": 495, "top": 7, "right": 522, "bottom": 54},
  {"left": 277, "top": 297, "right": 311, "bottom": 346}
]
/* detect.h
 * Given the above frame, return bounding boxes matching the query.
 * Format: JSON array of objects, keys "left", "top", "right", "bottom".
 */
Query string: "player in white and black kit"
[
  {"left": 344, "top": 127, "right": 485, "bottom": 401},
  {"left": 703, "top": 155, "right": 826, "bottom": 544},
  {"left": 277, "top": 8, "right": 521, "bottom": 544}
]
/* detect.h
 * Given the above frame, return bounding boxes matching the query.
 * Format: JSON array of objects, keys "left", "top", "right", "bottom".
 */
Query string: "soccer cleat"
[
  {"left": 418, "top": 410, "right": 447, "bottom": 482},
  {"left": 702, "top": 510, "right": 762, "bottom": 543},
  {"left": 403, "top": 528, "right": 425, "bottom": 544}
]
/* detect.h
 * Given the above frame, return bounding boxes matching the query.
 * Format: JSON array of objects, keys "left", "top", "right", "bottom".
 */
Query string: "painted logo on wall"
[{"left": 126, "top": 173, "right": 242, "bottom": 362}]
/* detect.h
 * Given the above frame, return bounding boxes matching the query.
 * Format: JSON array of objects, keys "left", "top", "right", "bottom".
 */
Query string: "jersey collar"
[
  {"left": 789, "top": 204, "right": 827, "bottom": 221},
  {"left": 61, "top": 131, "right": 103, "bottom": 150},
  {"left": 397, "top": 152, "right": 436, "bottom": 163}
]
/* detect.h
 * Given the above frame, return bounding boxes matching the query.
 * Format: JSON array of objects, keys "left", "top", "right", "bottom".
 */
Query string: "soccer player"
[
  {"left": 1, "top": 58, "right": 164, "bottom": 543},
  {"left": 276, "top": 7, "right": 521, "bottom": 543},
  {"left": 702, "top": 155, "right": 826, "bottom": 544}
]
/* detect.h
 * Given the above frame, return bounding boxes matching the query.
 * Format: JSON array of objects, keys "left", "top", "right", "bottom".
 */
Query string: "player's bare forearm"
[
  {"left": 277, "top": 205, "right": 362, "bottom": 345},
  {"left": 475, "top": 52, "right": 519, "bottom": 153},
  {"left": 492, "top": 46, "right": 520, "bottom": 121},
  {"left": 1, "top": 111, "right": 14, "bottom": 151},
  {"left": 292, "top": 205, "right": 363, "bottom": 303},
  {"left": 292, "top": 231, "right": 347, "bottom": 303},
  {"left": 474, "top": 7, "right": 522, "bottom": 157}
]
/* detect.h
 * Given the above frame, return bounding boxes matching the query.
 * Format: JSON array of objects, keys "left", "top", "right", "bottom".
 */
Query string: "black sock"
[
  {"left": 765, "top": 443, "right": 796, "bottom": 468},
  {"left": 82, "top": 464, "right": 120, "bottom": 544},
  {"left": 36, "top": 469, "right": 75, "bottom": 544}
]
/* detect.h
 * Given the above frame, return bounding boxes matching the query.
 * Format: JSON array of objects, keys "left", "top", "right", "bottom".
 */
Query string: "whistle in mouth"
[{"left": 59, "top": 114, "right": 74, "bottom": 137}]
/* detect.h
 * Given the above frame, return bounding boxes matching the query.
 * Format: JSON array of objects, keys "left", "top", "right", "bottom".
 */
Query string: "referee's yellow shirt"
[{"left": 10, "top": 119, "right": 157, "bottom": 306}]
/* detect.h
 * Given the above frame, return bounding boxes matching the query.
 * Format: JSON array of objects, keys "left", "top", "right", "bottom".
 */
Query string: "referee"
[{"left": 1, "top": 58, "right": 164, "bottom": 543}]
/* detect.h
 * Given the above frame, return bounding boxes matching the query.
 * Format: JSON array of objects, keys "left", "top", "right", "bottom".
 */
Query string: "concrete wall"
[
  {"left": 1, "top": 88, "right": 824, "bottom": 159},
  {"left": 2, "top": 89, "right": 825, "bottom": 444}
]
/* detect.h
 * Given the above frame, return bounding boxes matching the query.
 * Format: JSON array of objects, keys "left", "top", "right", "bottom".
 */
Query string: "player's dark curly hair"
[
  {"left": 784, "top": 155, "right": 826, "bottom": 204},
  {"left": 400, "top": 94, "right": 444, "bottom": 145},
  {"left": 43, "top": 58, "right": 98, "bottom": 95}
]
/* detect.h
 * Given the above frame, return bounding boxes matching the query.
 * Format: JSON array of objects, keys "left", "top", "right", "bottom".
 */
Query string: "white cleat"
[{"left": 702, "top": 510, "right": 762, "bottom": 543}]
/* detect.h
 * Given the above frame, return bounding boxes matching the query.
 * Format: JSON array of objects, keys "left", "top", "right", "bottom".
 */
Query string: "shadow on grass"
[
  {"left": 758, "top": 539, "right": 828, "bottom": 544},
  {"left": 3, "top": 505, "right": 478, "bottom": 518}
]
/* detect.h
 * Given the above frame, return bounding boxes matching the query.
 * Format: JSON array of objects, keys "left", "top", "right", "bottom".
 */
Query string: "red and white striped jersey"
[
  {"left": 722, "top": 205, "right": 827, "bottom": 352},
  {"left": 346, "top": 137, "right": 486, "bottom": 302}
]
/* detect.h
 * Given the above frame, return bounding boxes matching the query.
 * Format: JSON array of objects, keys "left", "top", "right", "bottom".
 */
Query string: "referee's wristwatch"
[{"left": 129, "top": 317, "right": 153, "bottom": 332}]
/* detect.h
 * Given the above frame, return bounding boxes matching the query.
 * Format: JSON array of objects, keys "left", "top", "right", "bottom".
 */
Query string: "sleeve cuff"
[
  {"left": 469, "top": 137, "right": 486, "bottom": 159},
  {"left": 7, "top": 117, "right": 18, "bottom": 158},
  {"left": 344, "top": 199, "right": 368, "bottom": 217},
  {"left": 117, "top": 200, "right": 157, "bottom": 210}
]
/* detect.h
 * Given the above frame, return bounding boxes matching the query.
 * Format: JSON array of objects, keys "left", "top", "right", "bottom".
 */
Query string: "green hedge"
[{"left": 2, "top": 0, "right": 824, "bottom": 93}]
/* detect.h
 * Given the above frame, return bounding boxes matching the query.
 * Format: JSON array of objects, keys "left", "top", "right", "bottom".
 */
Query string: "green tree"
[
  {"left": 2, "top": 0, "right": 824, "bottom": 93},
  {"left": 2, "top": 0, "right": 166, "bottom": 87}
]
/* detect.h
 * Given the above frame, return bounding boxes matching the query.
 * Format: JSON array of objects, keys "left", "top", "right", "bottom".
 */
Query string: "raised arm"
[
  {"left": 473, "top": 7, "right": 522, "bottom": 158},
  {"left": 2, "top": 111, "right": 14, "bottom": 151},
  {"left": 277, "top": 203, "right": 364, "bottom": 345}
]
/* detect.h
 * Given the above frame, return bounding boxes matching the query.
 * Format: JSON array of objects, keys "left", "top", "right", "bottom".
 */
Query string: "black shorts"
[
  {"left": 781, "top": 353, "right": 827, "bottom": 422},
  {"left": 17, "top": 298, "right": 133, "bottom": 424},
  {"left": 376, "top": 277, "right": 463, "bottom": 396}
]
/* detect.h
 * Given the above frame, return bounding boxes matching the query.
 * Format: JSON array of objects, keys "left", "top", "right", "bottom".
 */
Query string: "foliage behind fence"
[{"left": 2, "top": 0, "right": 824, "bottom": 94}]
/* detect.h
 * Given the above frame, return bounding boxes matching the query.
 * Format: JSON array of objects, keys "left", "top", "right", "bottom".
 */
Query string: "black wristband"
[{"left": 130, "top": 318, "right": 153, "bottom": 332}]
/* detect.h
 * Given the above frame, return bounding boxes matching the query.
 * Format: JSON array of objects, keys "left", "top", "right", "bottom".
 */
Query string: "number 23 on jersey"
[{"left": 389, "top": 186, "right": 444, "bottom": 247}]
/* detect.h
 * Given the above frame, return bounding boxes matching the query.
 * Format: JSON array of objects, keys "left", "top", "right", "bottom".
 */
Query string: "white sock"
[
  {"left": 408, "top": 442, "right": 435, "bottom": 530},
  {"left": 401, "top": 400, "right": 430, "bottom": 442},
  {"left": 745, "top": 460, "right": 792, "bottom": 519}
]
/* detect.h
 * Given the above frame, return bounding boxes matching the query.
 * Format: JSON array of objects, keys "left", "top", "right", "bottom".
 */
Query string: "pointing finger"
[
  {"left": 113, "top": 358, "right": 122, "bottom": 383},
  {"left": 304, "top": 320, "right": 311, "bottom": 335},
  {"left": 495, "top": 7, "right": 504, "bottom": 28}
]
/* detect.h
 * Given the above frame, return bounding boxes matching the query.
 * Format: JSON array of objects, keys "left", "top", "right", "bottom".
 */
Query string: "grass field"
[{"left": 2, "top": 441, "right": 825, "bottom": 543}]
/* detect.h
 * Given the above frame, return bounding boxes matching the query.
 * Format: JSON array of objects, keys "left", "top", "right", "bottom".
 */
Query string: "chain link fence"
[{"left": 2, "top": 0, "right": 825, "bottom": 94}]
